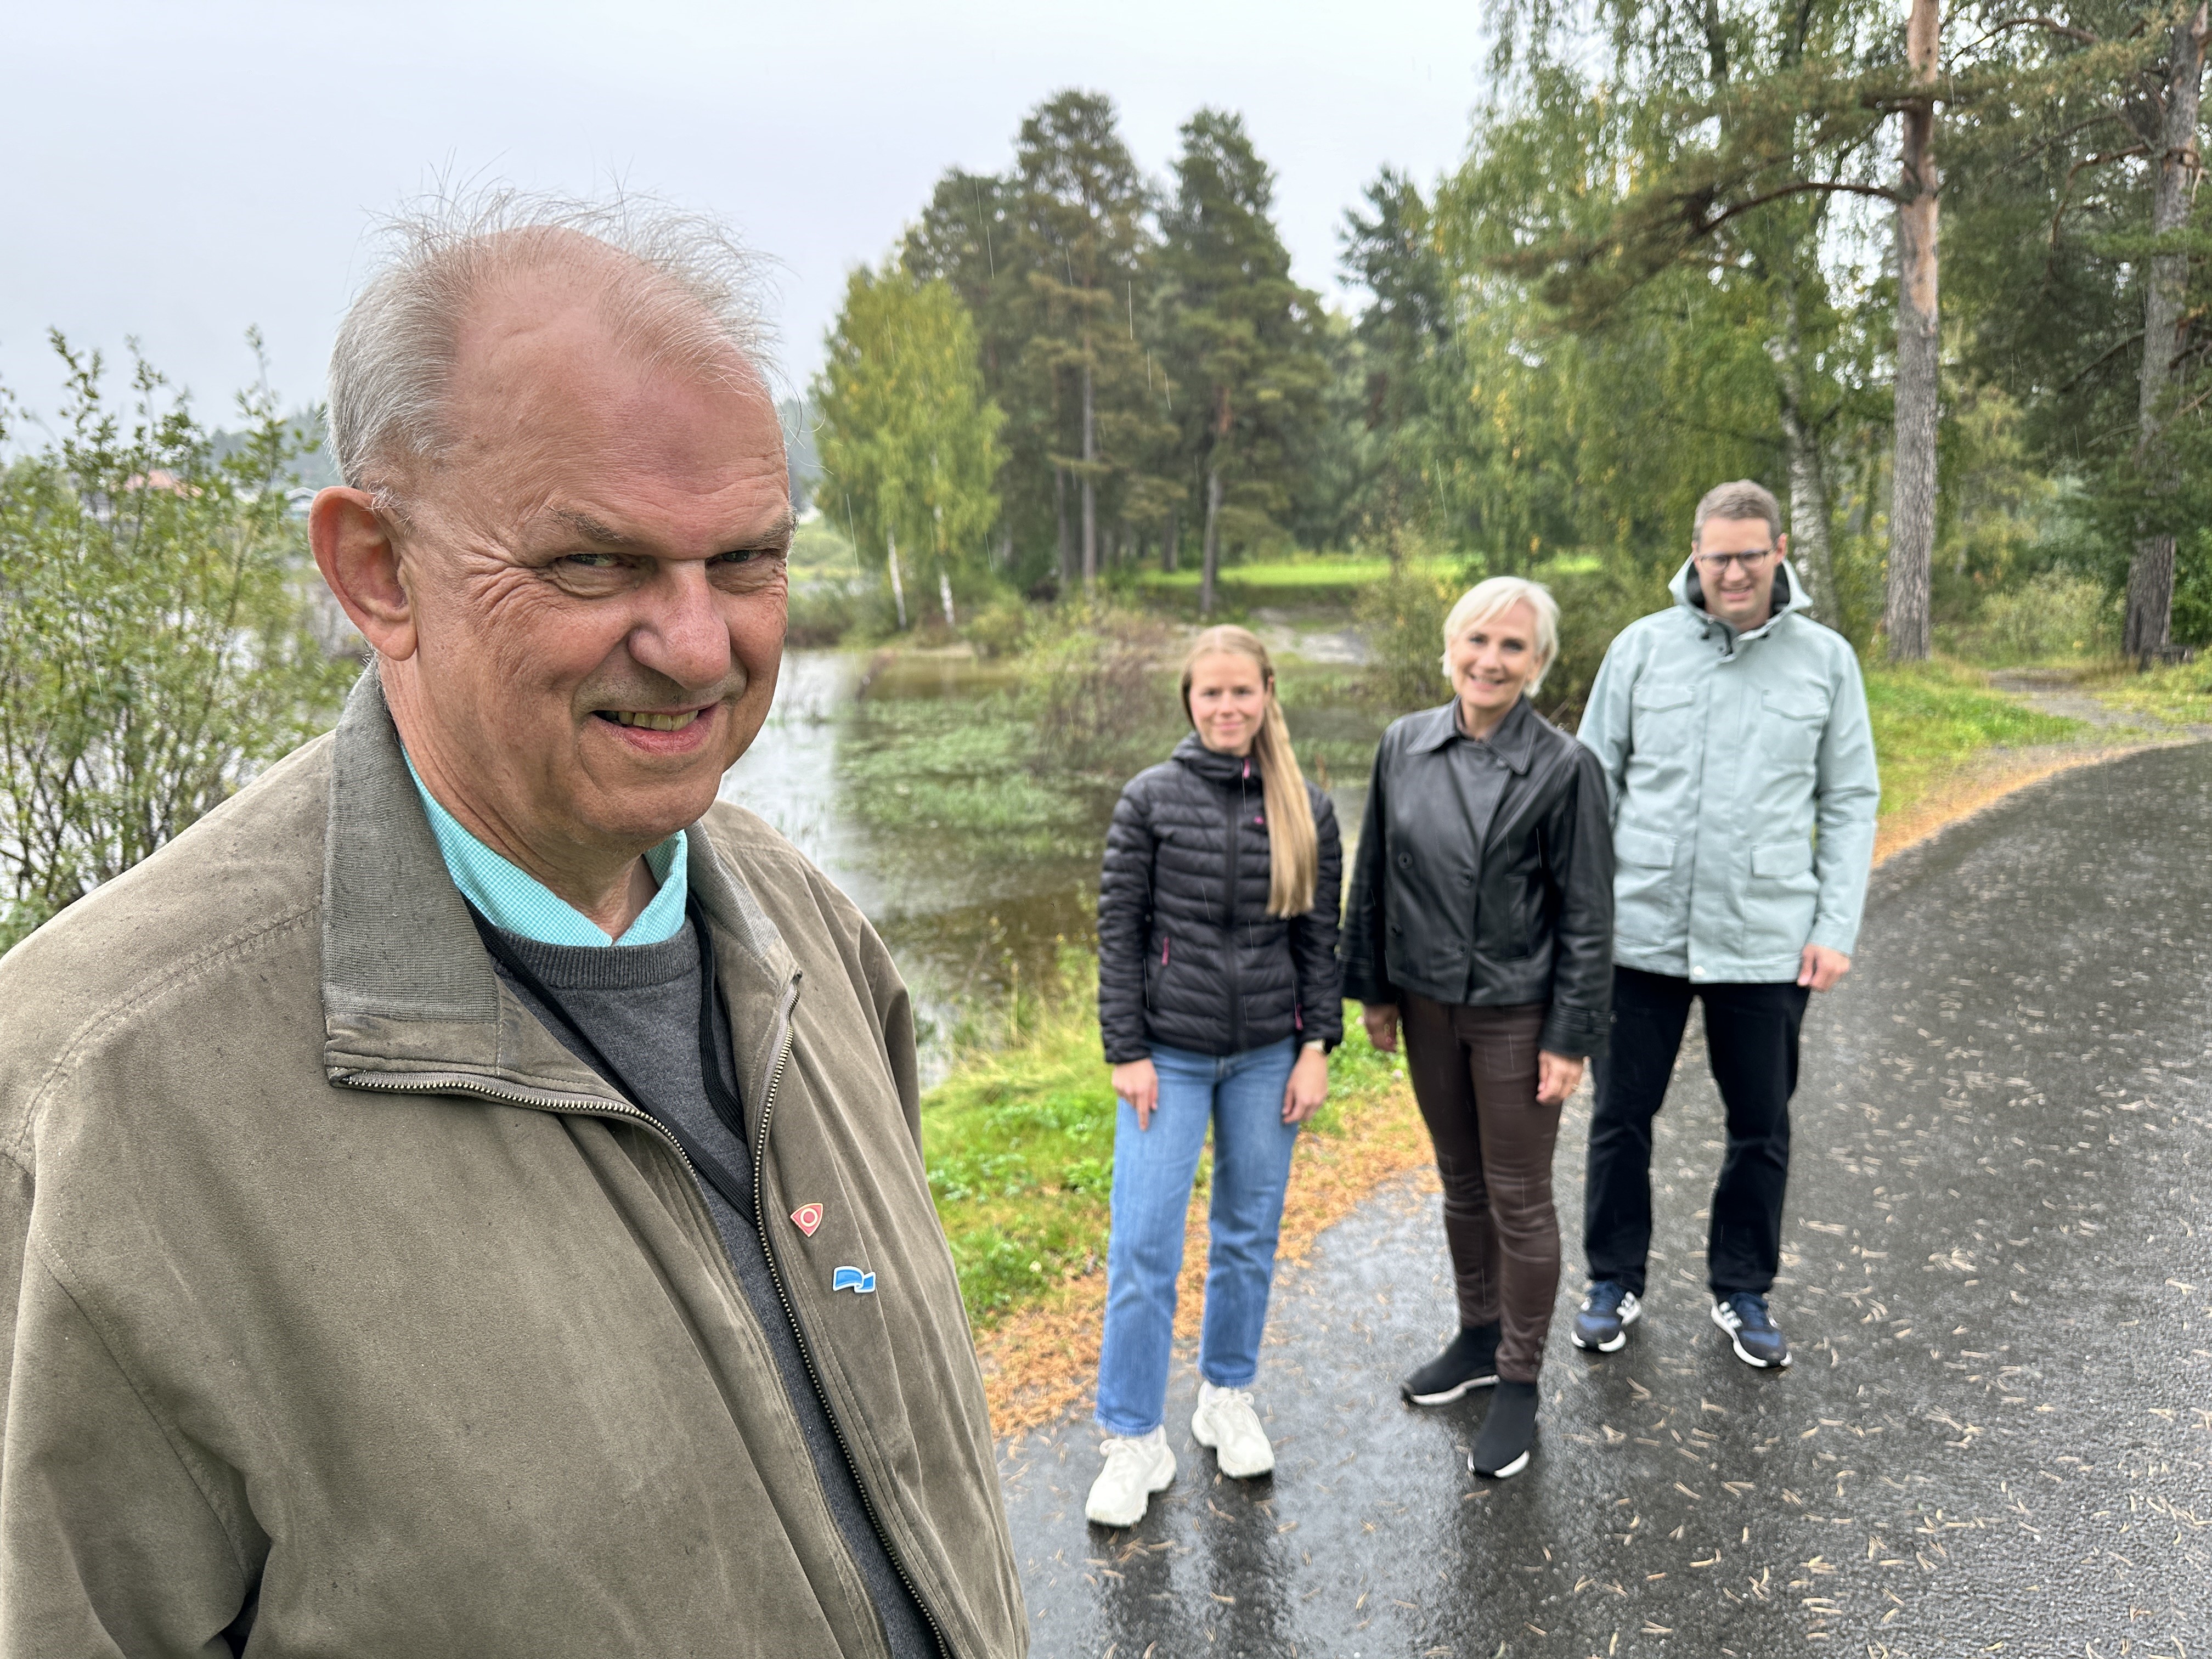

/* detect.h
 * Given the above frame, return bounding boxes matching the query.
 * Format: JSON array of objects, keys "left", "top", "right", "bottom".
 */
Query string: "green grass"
[
  {"left": 1134, "top": 555, "right": 1455, "bottom": 597},
  {"left": 923, "top": 985, "right": 1406, "bottom": 1326},
  {"left": 2082, "top": 654, "right": 2212, "bottom": 727},
  {"left": 1864, "top": 658, "right": 2086, "bottom": 821}
]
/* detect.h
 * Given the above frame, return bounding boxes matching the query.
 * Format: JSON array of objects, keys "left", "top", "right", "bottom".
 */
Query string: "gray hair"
[
  {"left": 1692, "top": 478, "right": 1782, "bottom": 545},
  {"left": 328, "top": 187, "right": 776, "bottom": 492},
  {"left": 1440, "top": 575, "right": 1562, "bottom": 696}
]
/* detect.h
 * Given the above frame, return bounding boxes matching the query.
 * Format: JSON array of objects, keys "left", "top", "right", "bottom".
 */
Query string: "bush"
[
  {"left": 1354, "top": 563, "right": 1457, "bottom": 714},
  {"left": 1009, "top": 604, "right": 1180, "bottom": 777},
  {"left": 1541, "top": 558, "right": 1670, "bottom": 726},
  {"left": 0, "top": 339, "right": 356, "bottom": 952},
  {"left": 785, "top": 579, "right": 859, "bottom": 647},
  {"left": 1945, "top": 571, "right": 2117, "bottom": 664},
  {"left": 962, "top": 592, "right": 1033, "bottom": 660}
]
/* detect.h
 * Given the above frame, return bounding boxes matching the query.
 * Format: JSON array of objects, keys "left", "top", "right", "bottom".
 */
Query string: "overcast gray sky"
[{"left": 3, "top": 1, "right": 1492, "bottom": 431}]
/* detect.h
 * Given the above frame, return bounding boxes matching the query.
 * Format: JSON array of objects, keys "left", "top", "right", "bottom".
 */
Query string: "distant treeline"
[{"left": 814, "top": 1, "right": 2212, "bottom": 653}]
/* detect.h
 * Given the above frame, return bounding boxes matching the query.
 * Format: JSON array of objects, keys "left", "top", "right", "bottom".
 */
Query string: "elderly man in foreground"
[{"left": 0, "top": 198, "right": 1025, "bottom": 1657}]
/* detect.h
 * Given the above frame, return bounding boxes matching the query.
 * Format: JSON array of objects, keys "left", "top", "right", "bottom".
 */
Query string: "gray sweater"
[{"left": 491, "top": 919, "right": 935, "bottom": 1659}]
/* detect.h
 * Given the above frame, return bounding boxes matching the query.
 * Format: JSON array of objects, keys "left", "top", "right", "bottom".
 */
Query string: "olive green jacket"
[{"left": 0, "top": 673, "right": 1026, "bottom": 1658}]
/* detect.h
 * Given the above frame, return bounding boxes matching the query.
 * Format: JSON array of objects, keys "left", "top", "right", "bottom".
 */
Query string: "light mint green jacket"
[{"left": 1576, "top": 557, "right": 1880, "bottom": 984}]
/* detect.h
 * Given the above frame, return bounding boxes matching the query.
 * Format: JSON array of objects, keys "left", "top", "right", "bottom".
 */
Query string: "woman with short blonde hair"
[
  {"left": 1342, "top": 578, "right": 1613, "bottom": 1479},
  {"left": 1086, "top": 625, "right": 1344, "bottom": 1526}
]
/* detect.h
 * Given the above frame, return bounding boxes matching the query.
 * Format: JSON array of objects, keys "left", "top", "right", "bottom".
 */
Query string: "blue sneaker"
[
  {"left": 1711, "top": 1293, "right": 1791, "bottom": 1369},
  {"left": 1570, "top": 1281, "right": 1641, "bottom": 1352}
]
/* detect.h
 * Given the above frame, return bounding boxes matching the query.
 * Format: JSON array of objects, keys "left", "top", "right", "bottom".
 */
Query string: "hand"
[
  {"left": 1283, "top": 1046, "right": 1329, "bottom": 1125},
  {"left": 1111, "top": 1058, "right": 1160, "bottom": 1130},
  {"left": 1798, "top": 944, "right": 1852, "bottom": 992},
  {"left": 1362, "top": 1003, "right": 1400, "bottom": 1053},
  {"left": 1536, "top": 1050, "right": 1584, "bottom": 1106}
]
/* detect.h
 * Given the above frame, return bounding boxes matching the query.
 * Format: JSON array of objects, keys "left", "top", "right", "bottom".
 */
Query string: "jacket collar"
[
  {"left": 1669, "top": 553, "right": 1810, "bottom": 648},
  {"left": 1171, "top": 731, "right": 1257, "bottom": 786},
  {"left": 320, "top": 669, "right": 796, "bottom": 1104},
  {"left": 1402, "top": 695, "right": 1540, "bottom": 774}
]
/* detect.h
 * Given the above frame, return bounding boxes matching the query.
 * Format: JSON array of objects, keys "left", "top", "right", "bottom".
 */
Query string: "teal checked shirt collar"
[{"left": 403, "top": 753, "right": 690, "bottom": 947}]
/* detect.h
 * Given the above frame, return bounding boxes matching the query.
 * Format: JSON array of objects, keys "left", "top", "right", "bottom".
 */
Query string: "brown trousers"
[{"left": 1401, "top": 995, "right": 1560, "bottom": 1384}]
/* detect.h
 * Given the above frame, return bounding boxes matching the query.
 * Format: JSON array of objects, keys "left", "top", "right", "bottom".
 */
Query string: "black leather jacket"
[
  {"left": 1098, "top": 735, "right": 1344, "bottom": 1064},
  {"left": 1341, "top": 696, "right": 1614, "bottom": 1059}
]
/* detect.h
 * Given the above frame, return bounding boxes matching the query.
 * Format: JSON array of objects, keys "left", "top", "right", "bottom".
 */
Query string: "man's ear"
[
  {"left": 312, "top": 487, "right": 417, "bottom": 661},
  {"left": 1776, "top": 531, "right": 1791, "bottom": 560}
]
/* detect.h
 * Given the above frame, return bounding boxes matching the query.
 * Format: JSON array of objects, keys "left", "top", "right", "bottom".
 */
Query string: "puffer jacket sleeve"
[
  {"left": 1287, "top": 786, "right": 1345, "bottom": 1050},
  {"left": 1096, "top": 776, "right": 1158, "bottom": 1064},
  {"left": 1339, "top": 741, "right": 1397, "bottom": 1006},
  {"left": 1538, "top": 742, "right": 1617, "bottom": 1060}
]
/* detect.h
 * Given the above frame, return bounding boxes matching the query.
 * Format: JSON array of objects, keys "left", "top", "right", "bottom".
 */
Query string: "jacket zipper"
[
  {"left": 335, "top": 1016, "right": 958, "bottom": 1659},
  {"left": 748, "top": 982, "right": 957, "bottom": 1659},
  {"left": 1223, "top": 764, "right": 1245, "bottom": 1053}
]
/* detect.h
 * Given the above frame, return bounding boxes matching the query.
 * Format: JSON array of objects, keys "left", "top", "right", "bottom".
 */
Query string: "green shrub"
[
  {"left": 785, "top": 580, "right": 859, "bottom": 647},
  {"left": 962, "top": 592, "right": 1034, "bottom": 660},
  {"left": 1944, "top": 571, "right": 2117, "bottom": 663},
  {"left": 1353, "top": 563, "right": 1457, "bottom": 714},
  {"left": 1009, "top": 605, "right": 1180, "bottom": 778},
  {"left": 1, "top": 340, "right": 356, "bottom": 951}
]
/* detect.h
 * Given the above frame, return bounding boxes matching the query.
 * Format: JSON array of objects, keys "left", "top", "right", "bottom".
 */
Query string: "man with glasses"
[{"left": 1571, "top": 480, "right": 1878, "bottom": 1370}]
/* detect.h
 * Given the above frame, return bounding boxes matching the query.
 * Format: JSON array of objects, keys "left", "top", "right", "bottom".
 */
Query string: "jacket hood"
[
  {"left": 1669, "top": 554, "right": 1812, "bottom": 644},
  {"left": 1172, "top": 730, "right": 1260, "bottom": 786}
]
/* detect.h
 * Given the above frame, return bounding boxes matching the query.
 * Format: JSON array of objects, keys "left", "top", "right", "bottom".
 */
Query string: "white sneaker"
[
  {"left": 1190, "top": 1381, "right": 1274, "bottom": 1479},
  {"left": 1085, "top": 1426, "right": 1176, "bottom": 1527}
]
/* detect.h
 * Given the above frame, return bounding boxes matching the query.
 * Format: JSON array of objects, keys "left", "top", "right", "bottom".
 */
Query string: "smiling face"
[
  {"left": 1186, "top": 649, "right": 1269, "bottom": 757},
  {"left": 1446, "top": 599, "right": 1544, "bottom": 727},
  {"left": 375, "top": 270, "right": 791, "bottom": 877},
  {"left": 1694, "top": 514, "right": 1788, "bottom": 631}
]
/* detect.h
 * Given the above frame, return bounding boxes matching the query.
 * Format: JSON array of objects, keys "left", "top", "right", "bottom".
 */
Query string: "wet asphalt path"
[{"left": 997, "top": 743, "right": 2212, "bottom": 1657}]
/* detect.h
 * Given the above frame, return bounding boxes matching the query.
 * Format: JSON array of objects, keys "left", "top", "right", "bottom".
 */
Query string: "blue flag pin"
[{"left": 832, "top": 1266, "right": 877, "bottom": 1295}]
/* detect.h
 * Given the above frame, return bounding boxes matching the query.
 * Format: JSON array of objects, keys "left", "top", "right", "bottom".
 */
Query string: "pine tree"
[
  {"left": 1157, "top": 110, "right": 1330, "bottom": 615},
  {"left": 1004, "top": 91, "right": 1171, "bottom": 594}
]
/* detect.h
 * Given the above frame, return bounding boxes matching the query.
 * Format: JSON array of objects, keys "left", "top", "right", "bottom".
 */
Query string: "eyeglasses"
[{"left": 1693, "top": 549, "right": 1779, "bottom": 573}]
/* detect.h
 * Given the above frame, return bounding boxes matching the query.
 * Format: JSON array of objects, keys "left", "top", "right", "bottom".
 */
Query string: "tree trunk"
[
  {"left": 886, "top": 531, "right": 907, "bottom": 631},
  {"left": 2126, "top": 2, "right": 2208, "bottom": 659},
  {"left": 1054, "top": 465, "right": 1071, "bottom": 588},
  {"left": 1885, "top": 0, "right": 1940, "bottom": 662},
  {"left": 939, "top": 567, "right": 957, "bottom": 630},
  {"left": 1199, "top": 465, "right": 1224, "bottom": 619},
  {"left": 1771, "top": 286, "right": 1843, "bottom": 623},
  {"left": 1080, "top": 359, "right": 1098, "bottom": 594},
  {"left": 1162, "top": 506, "right": 1180, "bottom": 573}
]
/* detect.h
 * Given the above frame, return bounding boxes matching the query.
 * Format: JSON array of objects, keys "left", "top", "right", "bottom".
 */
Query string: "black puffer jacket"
[
  {"left": 1341, "top": 696, "right": 1614, "bottom": 1059},
  {"left": 1098, "top": 735, "right": 1344, "bottom": 1064}
]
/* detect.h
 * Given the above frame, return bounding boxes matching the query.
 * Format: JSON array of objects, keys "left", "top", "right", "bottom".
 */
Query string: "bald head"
[{"left": 328, "top": 190, "right": 774, "bottom": 501}]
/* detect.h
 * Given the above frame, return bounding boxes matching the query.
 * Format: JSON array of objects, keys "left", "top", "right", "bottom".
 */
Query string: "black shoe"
[
  {"left": 1401, "top": 1324, "right": 1500, "bottom": 1406},
  {"left": 1570, "top": 1280, "right": 1642, "bottom": 1353},
  {"left": 1711, "top": 1292, "right": 1792, "bottom": 1369},
  {"left": 1470, "top": 1380, "right": 1538, "bottom": 1478}
]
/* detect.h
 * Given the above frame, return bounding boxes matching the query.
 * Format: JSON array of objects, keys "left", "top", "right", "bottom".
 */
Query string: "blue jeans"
[{"left": 1094, "top": 1039, "right": 1301, "bottom": 1437}]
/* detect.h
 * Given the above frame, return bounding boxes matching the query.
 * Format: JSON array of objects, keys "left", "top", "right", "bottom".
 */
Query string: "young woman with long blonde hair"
[{"left": 1084, "top": 625, "right": 1344, "bottom": 1528}]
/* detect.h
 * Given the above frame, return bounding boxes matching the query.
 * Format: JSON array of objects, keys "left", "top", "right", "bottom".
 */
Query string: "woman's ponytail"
[
  {"left": 1182, "top": 625, "right": 1320, "bottom": 918},
  {"left": 1253, "top": 695, "right": 1319, "bottom": 917}
]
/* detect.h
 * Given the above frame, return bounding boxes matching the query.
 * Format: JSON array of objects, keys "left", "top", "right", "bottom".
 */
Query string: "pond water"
[{"left": 719, "top": 648, "right": 1385, "bottom": 1080}]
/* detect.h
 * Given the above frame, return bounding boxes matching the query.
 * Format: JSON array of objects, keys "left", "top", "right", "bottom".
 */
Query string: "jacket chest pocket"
[
  {"left": 1760, "top": 690, "right": 1829, "bottom": 769},
  {"left": 1632, "top": 682, "right": 1697, "bottom": 754}
]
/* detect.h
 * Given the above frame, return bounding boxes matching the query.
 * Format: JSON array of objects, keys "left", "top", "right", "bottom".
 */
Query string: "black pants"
[{"left": 1584, "top": 966, "right": 1809, "bottom": 1299}]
